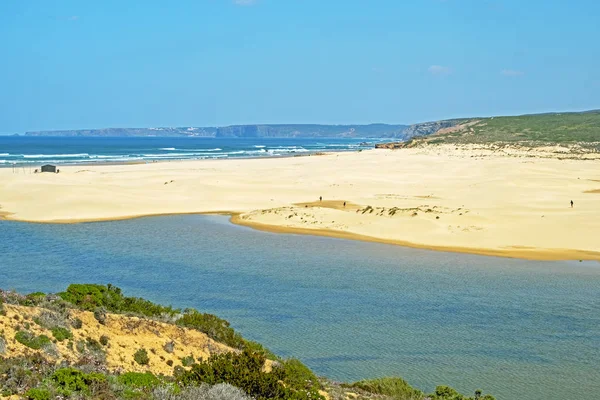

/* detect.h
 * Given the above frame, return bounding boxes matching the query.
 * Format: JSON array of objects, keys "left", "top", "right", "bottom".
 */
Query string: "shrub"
[
  {"left": 163, "top": 341, "right": 175, "bottom": 354},
  {"left": 243, "top": 340, "right": 278, "bottom": 360},
  {"left": 348, "top": 377, "right": 423, "bottom": 399},
  {"left": 51, "top": 327, "right": 73, "bottom": 342},
  {"left": 428, "top": 386, "right": 496, "bottom": 400},
  {"left": 152, "top": 383, "right": 252, "bottom": 400},
  {"left": 14, "top": 331, "right": 52, "bottom": 350},
  {"left": 51, "top": 367, "right": 106, "bottom": 393},
  {"left": 99, "top": 335, "right": 109, "bottom": 346},
  {"left": 134, "top": 348, "right": 150, "bottom": 365},
  {"left": 276, "top": 358, "right": 322, "bottom": 394},
  {"left": 118, "top": 372, "right": 160, "bottom": 389},
  {"left": 25, "top": 388, "right": 51, "bottom": 400},
  {"left": 33, "top": 310, "right": 68, "bottom": 330},
  {"left": 166, "top": 360, "right": 173, "bottom": 367},
  {"left": 76, "top": 340, "right": 86, "bottom": 353},
  {"left": 0, "top": 297, "right": 6, "bottom": 316},
  {"left": 59, "top": 284, "right": 178, "bottom": 318},
  {"left": 94, "top": 308, "right": 107, "bottom": 325},
  {"left": 0, "top": 335, "right": 6, "bottom": 354},
  {"left": 181, "top": 355, "right": 195, "bottom": 367},
  {"left": 176, "top": 310, "right": 244, "bottom": 349},
  {"left": 177, "top": 349, "right": 324, "bottom": 400},
  {"left": 71, "top": 317, "right": 83, "bottom": 329},
  {"left": 86, "top": 337, "right": 103, "bottom": 353}
]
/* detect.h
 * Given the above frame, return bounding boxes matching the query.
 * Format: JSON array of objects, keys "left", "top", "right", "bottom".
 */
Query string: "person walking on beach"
[
  {"left": 571, "top": 200, "right": 574, "bottom": 208},
  {"left": 343, "top": 201, "right": 346, "bottom": 207},
  {"left": 319, "top": 196, "right": 322, "bottom": 202}
]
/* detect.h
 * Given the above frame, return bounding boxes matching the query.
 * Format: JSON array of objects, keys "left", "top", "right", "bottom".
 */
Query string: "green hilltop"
[{"left": 411, "top": 110, "right": 600, "bottom": 148}]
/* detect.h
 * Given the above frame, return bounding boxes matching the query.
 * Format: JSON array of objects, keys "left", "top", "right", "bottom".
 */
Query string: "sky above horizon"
[{"left": 0, "top": 0, "right": 599, "bottom": 134}]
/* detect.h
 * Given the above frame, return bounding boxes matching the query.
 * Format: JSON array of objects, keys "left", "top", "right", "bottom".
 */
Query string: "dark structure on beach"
[{"left": 41, "top": 164, "right": 57, "bottom": 173}]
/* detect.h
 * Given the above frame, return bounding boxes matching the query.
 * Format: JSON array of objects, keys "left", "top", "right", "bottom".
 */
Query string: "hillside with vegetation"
[
  {"left": 0, "top": 284, "right": 495, "bottom": 400},
  {"left": 377, "top": 110, "right": 600, "bottom": 151}
]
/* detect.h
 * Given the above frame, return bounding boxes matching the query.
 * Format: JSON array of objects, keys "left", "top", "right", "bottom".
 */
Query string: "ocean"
[
  {"left": 0, "top": 136, "right": 374, "bottom": 166},
  {"left": 0, "top": 215, "right": 598, "bottom": 400}
]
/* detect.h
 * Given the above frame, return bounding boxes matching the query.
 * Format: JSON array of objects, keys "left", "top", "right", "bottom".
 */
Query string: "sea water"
[
  {"left": 0, "top": 136, "right": 373, "bottom": 166},
  {"left": 0, "top": 215, "right": 598, "bottom": 400}
]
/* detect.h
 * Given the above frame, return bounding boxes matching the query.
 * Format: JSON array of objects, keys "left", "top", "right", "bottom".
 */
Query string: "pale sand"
[{"left": 1, "top": 145, "right": 600, "bottom": 260}]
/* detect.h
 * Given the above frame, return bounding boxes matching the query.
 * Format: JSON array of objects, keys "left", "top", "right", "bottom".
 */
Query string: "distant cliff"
[{"left": 24, "top": 121, "right": 468, "bottom": 139}]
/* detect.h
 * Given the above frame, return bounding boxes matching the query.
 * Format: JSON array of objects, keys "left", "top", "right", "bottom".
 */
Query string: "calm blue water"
[
  {"left": 0, "top": 215, "right": 599, "bottom": 400},
  {"left": 0, "top": 137, "right": 373, "bottom": 166}
]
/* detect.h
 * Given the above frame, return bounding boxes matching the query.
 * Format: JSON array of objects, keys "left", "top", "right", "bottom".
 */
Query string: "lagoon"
[{"left": 0, "top": 215, "right": 599, "bottom": 399}]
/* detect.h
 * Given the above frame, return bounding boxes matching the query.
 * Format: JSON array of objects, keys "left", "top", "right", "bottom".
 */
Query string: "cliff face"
[{"left": 401, "top": 120, "right": 461, "bottom": 139}]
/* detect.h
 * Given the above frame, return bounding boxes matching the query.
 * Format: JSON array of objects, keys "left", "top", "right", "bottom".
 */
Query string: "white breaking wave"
[
  {"left": 23, "top": 153, "right": 90, "bottom": 158},
  {"left": 0, "top": 153, "right": 8, "bottom": 156},
  {"left": 254, "top": 145, "right": 266, "bottom": 148},
  {"left": 159, "top": 147, "right": 176, "bottom": 151}
]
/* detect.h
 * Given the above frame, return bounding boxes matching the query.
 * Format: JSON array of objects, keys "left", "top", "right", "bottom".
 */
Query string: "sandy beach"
[{"left": 1, "top": 145, "right": 600, "bottom": 260}]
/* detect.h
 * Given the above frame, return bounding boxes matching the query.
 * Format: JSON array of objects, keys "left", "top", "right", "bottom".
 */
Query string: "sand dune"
[{"left": 1, "top": 145, "right": 600, "bottom": 260}]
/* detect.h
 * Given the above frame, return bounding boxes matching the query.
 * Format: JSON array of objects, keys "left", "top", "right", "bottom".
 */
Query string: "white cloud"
[
  {"left": 233, "top": 0, "right": 256, "bottom": 5},
  {"left": 501, "top": 69, "right": 525, "bottom": 77},
  {"left": 428, "top": 65, "right": 452, "bottom": 75}
]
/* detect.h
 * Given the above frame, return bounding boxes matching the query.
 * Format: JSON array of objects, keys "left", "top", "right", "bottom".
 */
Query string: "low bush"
[
  {"left": 118, "top": 372, "right": 161, "bottom": 389},
  {"left": 59, "top": 284, "right": 178, "bottom": 318},
  {"left": 71, "top": 317, "right": 83, "bottom": 329},
  {"left": 94, "top": 308, "right": 107, "bottom": 325},
  {"left": 181, "top": 355, "right": 195, "bottom": 367},
  {"left": 163, "top": 341, "right": 175, "bottom": 353},
  {"left": 176, "top": 310, "right": 244, "bottom": 349},
  {"left": 134, "top": 348, "right": 150, "bottom": 365},
  {"left": 348, "top": 377, "right": 423, "bottom": 399},
  {"left": 100, "top": 335, "right": 109, "bottom": 346},
  {"left": 176, "top": 349, "right": 324, "bottom": 400},
  {"left": 430, "top": 385, "right": 495, "bottom": 400},
  {"left": 152, "top": 383, "right": 252, "bottom": 400},
  {"left": 51, "top": 367, "right": 106, "bottom": 394},
  {"left": 14, "top": 331, "right": 52, "bottom": 350},
  {"left": 51, "top": 327, "right": 72, "bottom": 342},
  {"left": 33, "top": 310, "right": 68, "bottom": 331},
  {"left": 24, "top": 388, "right": 51, "bottom": 400}
]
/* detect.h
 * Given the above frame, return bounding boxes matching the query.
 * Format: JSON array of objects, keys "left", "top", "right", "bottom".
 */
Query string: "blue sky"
[{"left": 0, "top": 0, "right": 598, "bottom": 133}]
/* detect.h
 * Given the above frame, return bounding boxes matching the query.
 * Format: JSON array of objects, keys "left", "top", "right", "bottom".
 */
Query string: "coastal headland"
[{"left": 2, "top": 143, "right": 600, "bottom": 261}]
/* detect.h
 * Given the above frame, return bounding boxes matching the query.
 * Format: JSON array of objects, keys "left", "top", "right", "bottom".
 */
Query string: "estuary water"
[{"left": 0, "top": 215, "right": 598, "bottom": 399}]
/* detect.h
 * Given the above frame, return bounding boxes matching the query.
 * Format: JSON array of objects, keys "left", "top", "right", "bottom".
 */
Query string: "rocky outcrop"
[{"left": 401, "top": 120, "right": 461, "bottom": 139}]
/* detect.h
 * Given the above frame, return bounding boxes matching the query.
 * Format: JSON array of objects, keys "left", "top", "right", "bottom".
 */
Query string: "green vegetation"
[
  {"left": 118, "top": 372, "right": 161, "bottom": 389},
  {"left": 176, "top": 349, "right": 324, "bottom": 400},
  {"left": 59, "top": 284, "right": 178, "bottom": 318},
  {"left": 51, "top": 326, "right": 73, "bottom": 342},
  {"left": 409, "top": 110, "right": 600, "bottom": 148},
  {"left": 1, "top": 285, "right": 495, "bottom": 400},
  {"left": 51, "top": 368, "right": 106, "bottom": 393},
  {"left": 181, "top": 354, "right": 195, "bottom": 367},
  {"left": 347, "top": 377, "right": 423, "bottom": 399},
  {"left": 344, "top": 378, "right": 495, "bottom": 400},
  {"left": 25, "top": 387, "right": 51, "bottom": 400},
  {"left": 134, "top": 348, "right": 150, "bottom": 365},
  {"left": 14, "top": 331, "right": 52, "bottom": 350},
  {"left": 59, "top": 284, "right": 278, "bottom": 358},
  {"left": 99, "top": 334, "right": 110, "bottom": 346}
]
